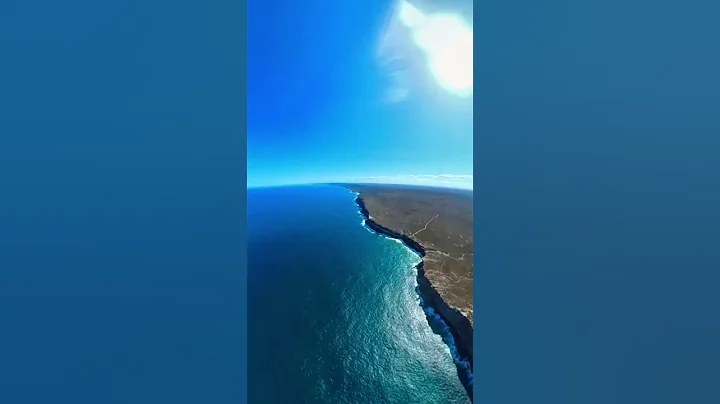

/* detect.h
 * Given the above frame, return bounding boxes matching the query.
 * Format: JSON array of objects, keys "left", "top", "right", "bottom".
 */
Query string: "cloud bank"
[{"left": 348, "top": 174, "right": 473, "bottom": 189}]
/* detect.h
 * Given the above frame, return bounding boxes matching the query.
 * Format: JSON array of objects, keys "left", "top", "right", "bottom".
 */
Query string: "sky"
[{"left": 247, "top": 0, "right": 474, "bottom": 189}]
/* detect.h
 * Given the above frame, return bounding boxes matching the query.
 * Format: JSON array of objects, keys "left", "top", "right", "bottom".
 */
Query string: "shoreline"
[{"left": 351, "top": 192, "right": 474, "bottom": 400}]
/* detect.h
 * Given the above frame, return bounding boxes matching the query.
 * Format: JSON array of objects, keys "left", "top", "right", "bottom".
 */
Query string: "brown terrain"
[{"left": 343, "top": 183, "right": 474, "bottom": 370}]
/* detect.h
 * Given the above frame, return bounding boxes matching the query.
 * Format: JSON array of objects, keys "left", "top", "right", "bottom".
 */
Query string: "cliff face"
[
  {"left": 354, "top": 195, "right": 474, "bottom": 370},
  {"left": 416, "top": 262, "right": 474, "bottom": 366}
]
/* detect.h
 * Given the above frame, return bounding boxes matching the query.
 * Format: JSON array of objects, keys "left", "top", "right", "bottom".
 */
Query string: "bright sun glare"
[{"left": 397, "top": 1, "right": 473, "bottom": 97}]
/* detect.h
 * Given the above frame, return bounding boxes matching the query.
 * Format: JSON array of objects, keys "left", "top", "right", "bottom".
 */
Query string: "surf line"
[{"left": 349, "top": 191, "right": 474, "bottom": 401}]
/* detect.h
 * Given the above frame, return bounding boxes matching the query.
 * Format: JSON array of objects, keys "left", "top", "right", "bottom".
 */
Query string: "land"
[{"left": 342, "top": 183, "right": 474, "bottom": 372}]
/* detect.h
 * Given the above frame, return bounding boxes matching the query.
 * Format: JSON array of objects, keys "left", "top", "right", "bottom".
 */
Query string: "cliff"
[
  {"left": 355, "top": 195, "right": 474, "bottom": 365},
  {"left": 349, "top": 188, "right": 474, "bottom": 400}
]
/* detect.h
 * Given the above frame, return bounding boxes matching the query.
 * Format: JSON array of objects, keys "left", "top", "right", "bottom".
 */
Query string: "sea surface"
[{"left": 248, "top": 185, "right": 469, "bottom": 403}]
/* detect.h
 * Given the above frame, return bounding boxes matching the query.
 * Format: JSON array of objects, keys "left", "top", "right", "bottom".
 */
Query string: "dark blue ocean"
[{"left": 248, "top": 185, "right": 469, "bottom": 403}]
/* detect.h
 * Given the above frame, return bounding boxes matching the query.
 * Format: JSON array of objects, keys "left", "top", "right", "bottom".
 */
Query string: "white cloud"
[
  {"left": 376, "top": 1, "right": 473, "bottom": 103},
  {"left": 349, "top": 174, "right": 473, "bottom": 189}
]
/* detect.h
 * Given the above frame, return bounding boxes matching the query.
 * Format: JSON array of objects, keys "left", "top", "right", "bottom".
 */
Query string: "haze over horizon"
[
  {"left": 246, "top": 174, "right": 473, "bottom": 190},
  {"left": 248, "top": 0, "right": 473, "bottom": 189}
]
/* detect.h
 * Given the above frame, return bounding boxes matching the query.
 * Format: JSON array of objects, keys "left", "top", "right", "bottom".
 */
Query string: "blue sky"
[{"left": 248, "top": 0, "right": 473, "bottom": 189}]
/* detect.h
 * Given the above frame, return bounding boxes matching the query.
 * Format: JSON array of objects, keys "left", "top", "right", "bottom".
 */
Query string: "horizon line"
[{"left": 247, "top": 181, "right": 474, "bottom": 191}]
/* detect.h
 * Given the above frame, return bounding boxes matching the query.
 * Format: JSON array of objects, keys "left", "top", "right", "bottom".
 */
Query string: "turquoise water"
[{"left": 248, "top": 185, "right": 469, "bottom": 403}]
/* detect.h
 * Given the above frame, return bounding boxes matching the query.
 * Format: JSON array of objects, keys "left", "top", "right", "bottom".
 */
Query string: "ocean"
[{"left": 248, "top": 185, "right": 470, "bottom": 403}]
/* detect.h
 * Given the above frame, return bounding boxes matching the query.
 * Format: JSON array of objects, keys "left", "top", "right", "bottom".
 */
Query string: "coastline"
[{"left": 350, "top": 191, "right": 474, "bottom": 400}]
